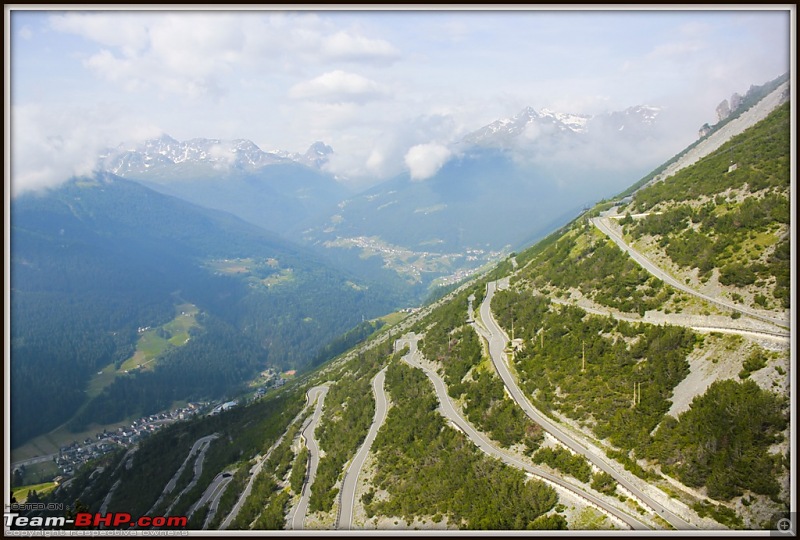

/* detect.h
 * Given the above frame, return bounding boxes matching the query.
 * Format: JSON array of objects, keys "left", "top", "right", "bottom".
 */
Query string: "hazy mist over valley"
[{"left": 5, "top": 6, "right": 794, "bottom": 536}]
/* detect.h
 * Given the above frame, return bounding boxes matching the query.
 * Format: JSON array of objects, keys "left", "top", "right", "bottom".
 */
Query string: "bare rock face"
[
  {"left": 730, "top": 92, "right": 743, "bottom": 112},
  {"left": 715, "top": 92, "right": 743, "bottom": 123},
  {"left": 716, "top": 99, "right": 731, "bottom": 122}
]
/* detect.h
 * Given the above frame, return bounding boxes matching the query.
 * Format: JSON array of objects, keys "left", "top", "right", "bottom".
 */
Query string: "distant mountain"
[
  {"left": 296, "top": 102, "right": 669, "bottom": 290},
  {"left": 461, "top": 104, "right": 660, "bottom": 148},
  {"left": 461, "top": 107, "right": 590, "bottom": 147},
  {"left": 99, "top": 136, "right": 349, "bottom": 236},
  {"left": 10, "top": 173, "right": 397, "bottom": 447},
  {"left": 296, "top": 148, "right": 597, "bottom": 289},
  {"left": 289, "top": 141, "right": 335, "bottom": 169},
  {"left": 91, "top": 76, "right": 787, "bottom": 300},
  {"left": 100, "top": 135, "right": 330, "bottom": 176}
]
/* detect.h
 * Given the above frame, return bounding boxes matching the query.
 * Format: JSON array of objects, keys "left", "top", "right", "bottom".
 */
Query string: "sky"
[{"left": 5, "top": 6, "right": 794, "bottom": 195}]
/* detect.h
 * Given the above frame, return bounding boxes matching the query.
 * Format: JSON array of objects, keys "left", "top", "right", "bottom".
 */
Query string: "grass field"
[
  {"left": 12, "top": 481, "right": 58, "bottom": 502},
  {"left": 14, "top": 303, "right": 202, "bottom": 465},
  {"left": 206, "top": 257, "right": 255, "bottom": 275},
  {"left": 86, "top": 363, "right": 119, "bottom": 399},
  {"left": 261, "top": 268, "right": 294, "bottom": 287},
  {"left": 377, "top": 311, "right": 409, "bottom": 327},
  {"left": 94, "top": 303, "right": 201, "bottom": 386}
]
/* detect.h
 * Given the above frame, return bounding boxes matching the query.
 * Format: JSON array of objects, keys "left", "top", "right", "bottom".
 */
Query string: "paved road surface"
[
  {"left": 98, "top": 479, "right": 121, "bottom": 515},
  {"left": 289, "top": 385, "right": 329, "bottom": 530},
  {"left": 147, "top": 433, "right": 219, "bottom": 516},
  {"left": 549, "top": 297, "right": 789, "bottom": 343},
  {"left": 591, "top": 216, "right": 789, "bottom": 330},
  {"left": 479, "top": 281, "right": 697, "bottom": 530},
  {"left": 201, "top": 474, "right": 233, "bottom": 529},
  {"left": 397, "top": 334, "right": 650, "bottom": 531},
  {"left": 337, "top": 367, "right": 389, "bottom": 529},
  {"left": 12, "top": 453, "right": 59, "bottom": 469},
  {"left": 187, "top": 470, "right": 233, "bottom": 526},
  {"left": 220, "top": 391, "right": 316, "bottom": 529},
  {"left": 165, "top": 434, "right": 218, "bottom": 515}
]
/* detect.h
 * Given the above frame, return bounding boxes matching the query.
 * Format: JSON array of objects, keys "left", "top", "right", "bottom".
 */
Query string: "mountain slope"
[
  {"left": 10, "top": 173, "right": 396, "bottom": 447},
  {"left": 490, "top": 101, "right": 790, "bottom": 527}
]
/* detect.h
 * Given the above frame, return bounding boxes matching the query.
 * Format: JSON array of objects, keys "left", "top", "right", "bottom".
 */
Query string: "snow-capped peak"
[
  {"left": 99, "top": 135, "right": 334, "bottom": 177},
  {"left": 461, "top": 103, "right": 660, "bottom": 148}
]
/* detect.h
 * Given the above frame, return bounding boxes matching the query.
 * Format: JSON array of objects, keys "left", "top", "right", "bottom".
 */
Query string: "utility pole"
[
  {"left": 582, "top": 340, "right": 585, "bottom": 372},
  {"left": 632, "top": 381, "right": 637, "bottom": 409}
]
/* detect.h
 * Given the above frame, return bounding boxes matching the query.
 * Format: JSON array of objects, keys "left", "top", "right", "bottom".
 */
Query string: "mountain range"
[
  {"left": 12, "top": 75, "right": 790, "bottom": 533},
  {"left": 101, "top": 135, "right": 333, "bottom": 176},
  {"left": 97, "top": 100, "right": 676, "bottom": 294},
  {"left": 459, "top": 104, "right": 660, "bottom": 147}
]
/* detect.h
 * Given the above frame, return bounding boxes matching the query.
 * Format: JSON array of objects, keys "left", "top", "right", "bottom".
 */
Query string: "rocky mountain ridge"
[
  {"left": 653, "top": 78, "right": 789, "bottom": 189},
  {"left": 461, "top": 104, "right": 661, "bottom": 148},
  {"left": 100, "top": 136, "right": 333, "bottom": 177}
]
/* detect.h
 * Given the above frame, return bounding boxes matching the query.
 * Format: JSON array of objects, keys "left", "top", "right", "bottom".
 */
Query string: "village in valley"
[{"left": 14, "top": 368, "right": 291, "bottom": 483}]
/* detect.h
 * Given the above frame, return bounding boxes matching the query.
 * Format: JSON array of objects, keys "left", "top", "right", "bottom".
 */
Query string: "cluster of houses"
[
  {"left": 52, "top": 403, "right": 205, "bottom": 476},
  {"left": 209, "top": 400, "right": 239, "bottom": 415},
  {"left": 252, "top": 369, "right": 288, "bottom": 400},
  {"left": 33, "top": 374, "right": 292, "bottom": 481}
]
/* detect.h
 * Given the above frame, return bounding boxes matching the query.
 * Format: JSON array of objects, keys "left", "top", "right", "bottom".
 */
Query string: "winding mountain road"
[
  {"left": 337, "top": 367, "right": 389, "bottom": 529},
  {"left": 202, "top": 473, "right": 234, "bottom": 529},
  {"left": 220, "top": 389, "right": 319, "bottom": 529},
  {"left": 479, "top": 281, "right": 697, "bottom": 530},
  {"left": 591, "top": 216, "right": 789, "bottom": 330},
  {"left": 165, "top": 433, "right": 217, "bottom": 515},
  {"left": 289, "top": 385, "right": 329, "bottom": 530},
  {"left": 187, "top": 470, "right": 233, "bottom": 527},
  {"left": 549, "top": 297, "right": 789, "bottom": 343},
  {"left": 397, "top": 333, "right": 651, "bottom": 530},
  {"left": 147, "top": 433, "right": 219, "bottom": 516}
]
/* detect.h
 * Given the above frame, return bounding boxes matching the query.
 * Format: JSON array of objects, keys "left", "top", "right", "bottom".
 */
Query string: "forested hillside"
[
  {"left": 10, "top": 174, "right": 400, "bottom": 447},
  {"left": 488, "top": 102, "right": 790, "bottom": 527},
  {"left": 623, "top": 102, "right": 790, "bottom": 312}
]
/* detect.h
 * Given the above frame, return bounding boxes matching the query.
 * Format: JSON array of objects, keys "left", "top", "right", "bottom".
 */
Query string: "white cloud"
[
  {"left": 404, "top": 143, "right": 452, "bottom": 181},
  {"left": 47, "top": 12, "right": 401, "bottom": 103},
  {"left": 321, "top": 31, "right": 400, "bottom": 64},
  {"left": 208, "top": 143, "right": 238, "bottom": 171},
  {"left": 10, "top": 9, "right": 788, "bottom": 192},
  {"left": 289, "top": 70, "right": 386, "bottom": 103},
  {"left": 365, "top": 149, "right": 385, "bottom": 173},
  {"left": 50, "top": 12, "right": 151, "bottom": 53},
  {"left": 11, "top": 104, "right": 162, "bottom": 197},
  {"left": 315, "top": 112, "right": 461, "bottom": 185},
  {"left": 84, "top": 49, "right": 143, "bottom": 90},
  {"left": 52, "top": 13, "right": 243, "bottom": 100}
]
